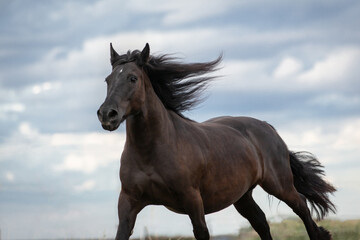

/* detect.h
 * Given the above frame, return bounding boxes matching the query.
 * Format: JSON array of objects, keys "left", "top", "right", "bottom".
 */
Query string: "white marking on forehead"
[
  {"left": 114, "top": 65, "right": 123, "bottom": 72},
  {"left": 114, "top": 66, "right": 123, "bottom": 78}
]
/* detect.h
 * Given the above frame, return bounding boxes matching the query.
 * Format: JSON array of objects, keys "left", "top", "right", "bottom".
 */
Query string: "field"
[
  {"left": 132, "top": 219, "right": 360, "bottom": 240},
  {"left": 237, "top": 218, "right": 360, "bottom": 240},
  {"left": 46, "top": 219, "right": 360, "bottom": 240}
]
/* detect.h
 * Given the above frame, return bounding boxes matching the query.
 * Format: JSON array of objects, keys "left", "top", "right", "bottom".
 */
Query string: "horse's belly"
[
  {"left": 165, "top": 206, "right": 186, "bottom": 214},
  {"left": 200, "top": 158, "right": 261, "bottom": 213},
  {"left": 201, "top": 183, "right": 251, "bottom": 214}
]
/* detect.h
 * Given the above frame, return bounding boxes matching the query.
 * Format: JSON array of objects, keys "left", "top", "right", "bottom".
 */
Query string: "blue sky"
[{"left": 0, "top": 0, "right": 360, "bottom": 239}]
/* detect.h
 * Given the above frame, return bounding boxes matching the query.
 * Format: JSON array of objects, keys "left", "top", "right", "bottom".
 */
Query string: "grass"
[
  {"left": 43, "top": 219, "right": 360, "bottom": 240},
  {"left": 134, "top": 219, "right": 360, "bottom": 240},
  {"left": 238, "top": 218, "right": 360, "bottom": 240}
]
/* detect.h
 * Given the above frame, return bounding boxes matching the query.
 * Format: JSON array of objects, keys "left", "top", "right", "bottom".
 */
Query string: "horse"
[{"left": 97, "top": 43, "right": 336, "bottom": 240}]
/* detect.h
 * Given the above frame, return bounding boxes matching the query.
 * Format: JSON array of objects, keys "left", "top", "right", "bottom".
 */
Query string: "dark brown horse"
[{"left": 97, "top": 43, "right": 336, "bottom": 240}]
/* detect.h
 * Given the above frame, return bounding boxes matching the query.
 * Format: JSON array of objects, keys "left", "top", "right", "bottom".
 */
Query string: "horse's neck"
[{"left": 125, "top": 86, "right": 174, "bottom": 148}]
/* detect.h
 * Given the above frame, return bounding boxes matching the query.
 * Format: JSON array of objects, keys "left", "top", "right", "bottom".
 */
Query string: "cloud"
[
  {"left": 0, "top": 102, "right": 25, "bottom": 120},
  {"left": 298, "top": 47, "right": 360, "bottom": 88},
  {"left": 74, "top": 180, "right": 96, "bottom": 192},
  {"left": 211, "top": 46, "right": 360, "bottom": 93},
  {"left": 87, "top": 0, "right": 242, "bottom": 26},
  {"left": 4, "top": 172, "right": 15, "bottom": 182},
  {"left": 51, "top": 132, "right": 125, "bottom": 174},
  {"left": 0, "top": 202, "right": 119, "bottom": 239},
  {"left": 31, "top": 82, "right": 60, "bottom": 95},
  {"left": 0, "top": 121, "right": 122, "bottom": 238},
  {"left": 21, "top": 26, "right": 333, "bottom": 86},
  {"left": 25, "top": 42, "right": 109, "bottom": 80},
  {"left": 308, "top": 93, "right": 360, "bottom": 108},
  {"left": 0, "top": 103, "right": 25, "bottom": 113},
  {"left": 333, "top": 118, "right": 360, "bottom": 151},
  {"left": 156, "top": 0, "right": 240, "bottom": 26},
  {"left": 211, "top": 59, "right": 271, "bottom": 91},
  {"left": 0, "top": 122, "right": 125, "bottom": 175},
  {"left": 18, "top": 122, "right": 38, "bottom": 136},
  {"left": 53, "top": 152, "right": 115, "bottom": 174},
  {"left": 278, "top": 117, "right": 360, "bottom": 166},
  {"left": 273, "top": 57, "right": 303, "bottom": 79},
  {"left": 3, "top": 30, "right": 358, "bottom": 138}
]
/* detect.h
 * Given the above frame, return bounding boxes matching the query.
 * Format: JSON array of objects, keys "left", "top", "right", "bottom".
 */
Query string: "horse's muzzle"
[{"left": 97, "top": 107, "right": 124, "bottom": 131}]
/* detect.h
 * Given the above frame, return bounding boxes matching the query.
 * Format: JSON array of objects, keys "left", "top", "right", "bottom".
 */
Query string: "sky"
[{"left": 0, "top": 0, "right": 360, "bottom": 239}]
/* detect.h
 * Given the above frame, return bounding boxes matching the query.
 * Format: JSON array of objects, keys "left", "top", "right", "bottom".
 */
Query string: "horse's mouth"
[
  {"left": 99, "top": 113, "right": 127, "bottom": 131},
  {"left": 101, "top": 118, "right": 123, "bottom": 131}
]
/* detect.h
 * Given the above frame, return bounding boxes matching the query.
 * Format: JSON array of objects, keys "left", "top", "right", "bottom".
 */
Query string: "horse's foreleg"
[
  {"left": 115, "top": 191, "right": 144, "bottom": 240},
  {"left": 183, "top": 190, "right": 210, "bottom": 240},
  {"left": 234, "top": 190, "right": 272, "bottom": 240}
]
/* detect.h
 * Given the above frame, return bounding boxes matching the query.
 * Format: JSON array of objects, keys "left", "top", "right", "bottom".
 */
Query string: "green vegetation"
[
  {"left": 133, "top": 219, "right": 360, "bottom": 240},
  {"left": 238, "top": 218, "right": 360, "bottom": 240},
  {"left": 56, "top": 219, "right": 360, "bottom": 240}
]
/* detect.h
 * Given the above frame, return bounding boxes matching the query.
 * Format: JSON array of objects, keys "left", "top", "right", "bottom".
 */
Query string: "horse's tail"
[{"left": 289, "top": 151, "right": 336, "bottom": 220}]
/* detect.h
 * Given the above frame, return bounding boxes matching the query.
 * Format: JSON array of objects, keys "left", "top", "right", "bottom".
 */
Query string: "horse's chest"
[{"left": 120, "top": 164, "right": 173, "bottom": 203}]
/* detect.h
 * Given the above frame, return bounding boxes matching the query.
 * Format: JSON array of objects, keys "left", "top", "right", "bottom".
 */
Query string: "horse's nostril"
[{"left": 108, "top": 109, "right": 118, "bottom": 119}]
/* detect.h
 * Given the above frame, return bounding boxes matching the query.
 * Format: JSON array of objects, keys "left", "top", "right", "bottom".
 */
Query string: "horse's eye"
[{"left": 129, "top": 75, "right": 137, "bottom": 83}]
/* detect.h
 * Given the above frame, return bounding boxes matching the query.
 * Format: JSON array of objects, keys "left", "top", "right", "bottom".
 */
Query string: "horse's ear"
[
  {"left": 141, "top": 43, "right": 150, "bottom": 63},
  {"left": 110, "top": 43, "right": 120, "bottom": 65}
]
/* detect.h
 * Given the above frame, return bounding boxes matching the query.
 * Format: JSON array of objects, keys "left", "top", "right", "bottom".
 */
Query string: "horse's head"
[{"left": 97, "top": 43, "right": 150, "bottom": 131}]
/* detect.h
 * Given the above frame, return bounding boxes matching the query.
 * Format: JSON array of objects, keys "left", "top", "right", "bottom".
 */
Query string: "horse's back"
[
  {"left": 205, "top": 116, "right": 274, "bottom": 134},
  {"left": 204, "top": 116, "right": 290, "bottom": 177},
  {"left": 205, "top": 116, "right": 286, "bottom": 151}
]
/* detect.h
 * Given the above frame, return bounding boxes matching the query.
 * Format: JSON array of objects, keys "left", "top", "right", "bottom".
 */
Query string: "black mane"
[{"left": 112, "top": 49, "right": 222, "bottom": 116}]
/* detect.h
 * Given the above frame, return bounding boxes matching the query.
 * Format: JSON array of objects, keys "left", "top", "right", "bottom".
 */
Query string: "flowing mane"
[{"left": 111, "top": 49, "right": 222, "bottom": 116}]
